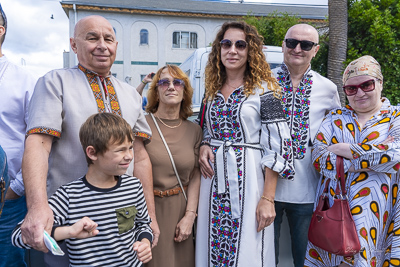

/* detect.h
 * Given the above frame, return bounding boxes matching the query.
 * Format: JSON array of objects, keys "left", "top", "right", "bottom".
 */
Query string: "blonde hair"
[
  {"left": 204, "top": 21, "right": 281, "bottom": 101},
  {"left": 146, "top": 65, "right": 193, "bottom": 120}
]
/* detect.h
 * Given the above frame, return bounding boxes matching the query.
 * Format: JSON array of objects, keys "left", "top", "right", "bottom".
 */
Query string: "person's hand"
[
  {"left": 383, "top": 135, "right": 395, "bottom": 145},
  {"left": 256, "top": 197, "right": 275, "bottom": 232},
  {"left": 69, "top": 217, "right": 99, "bottom": 239},
  {"left": 20, "top": 203, "right": 54, "bottom": 252},
  {"left": 5, "top": 188, "right": 20, "bottom": 200},
  {"left": 133, "top": 239, "right": 152, "bottom": 263},
  {"left": 199, "top": 145, "right": 214, "bottom": 178},
  {"left": 143, "top": 73, "right": 154, "bottom": 84},
  {"left": 150, "top": 219, "right": 160, "bottom": 248},
  {"left": 174, "top": 211, "right": 196, "bottom": 242},
  {"left": 348, "top": 165, "right": 371, "bottom": 173},
  {"left": 327, "top": 143, "right": 352, "bottom": 159}
]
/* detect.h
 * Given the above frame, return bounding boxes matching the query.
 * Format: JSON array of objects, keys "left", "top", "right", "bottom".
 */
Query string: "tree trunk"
[{"left": 328, "top": 0, "right": 348, "bottom": 106}]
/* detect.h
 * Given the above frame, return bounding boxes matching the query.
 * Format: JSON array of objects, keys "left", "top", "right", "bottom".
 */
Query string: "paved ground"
[{"left": 26, "top": 214, "right": 295, "bottom": 267}]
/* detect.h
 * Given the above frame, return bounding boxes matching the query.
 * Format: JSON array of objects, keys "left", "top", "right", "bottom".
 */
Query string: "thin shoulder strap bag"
[{"left": 150, "top": 113, "right": 187, "bottom": 201}]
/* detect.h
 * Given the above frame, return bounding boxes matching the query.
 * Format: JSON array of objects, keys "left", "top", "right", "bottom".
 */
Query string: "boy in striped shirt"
[{"left": 12, "top": 113, "right": 153, "bottom": 266}]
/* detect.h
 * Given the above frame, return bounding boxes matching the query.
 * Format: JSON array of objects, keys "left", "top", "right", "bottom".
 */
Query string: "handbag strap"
[
  {"left": 335, "top": 156, "right": 347, "bottom": 196},
  {"left": 199, "top": 100, "right": 207, "bottom": 129},
  {"left": 150, "top": 113, "right": 188, "bottom": 202},
  {"left": 322, "top": 178, "right": 331, "bottom": 194}
]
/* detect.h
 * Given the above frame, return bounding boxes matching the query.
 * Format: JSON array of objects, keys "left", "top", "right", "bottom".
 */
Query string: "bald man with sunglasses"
[{"left": 271, "top": 24, "right": 341, "bottom": 267}]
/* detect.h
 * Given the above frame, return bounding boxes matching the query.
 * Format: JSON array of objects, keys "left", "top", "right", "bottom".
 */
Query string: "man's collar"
[
  {"left": 281, "top": 62, "right": 312, "bottom": 78},
  {"left": 78, "top": 64, "right": 111, "bottom": 77}
]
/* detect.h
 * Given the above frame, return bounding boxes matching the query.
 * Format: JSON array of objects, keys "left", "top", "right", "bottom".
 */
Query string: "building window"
[
  {"left": 140, "top": 29, "right": 148, "bottom": 45},
  {"left": 172, "top": 31, "right": 197, "bottom": 49}
]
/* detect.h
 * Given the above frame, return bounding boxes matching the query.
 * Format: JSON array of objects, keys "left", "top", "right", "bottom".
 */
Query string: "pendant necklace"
[
  {"left": 225, "top": 81, "right": 243, "bottom": 90},
  {"left": 155, "top": 114, "right": 182, "bottom": 129}
]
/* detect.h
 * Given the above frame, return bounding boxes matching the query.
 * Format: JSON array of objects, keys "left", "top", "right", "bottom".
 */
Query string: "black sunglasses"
[
  {"left": 220, "top": 39, "right": 247, "bottom": 51},
  {"left": 342, "top": 79, "right": 376, "bottom": 96},
  {"left": 284, "top": 38, "right": 317, "bottom": 51}
]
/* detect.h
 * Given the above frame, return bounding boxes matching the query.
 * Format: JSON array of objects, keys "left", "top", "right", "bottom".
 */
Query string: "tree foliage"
[
  {"left": 315, "top": 0, "right": 400, "bottom": 104},
  {"left": 243, "top": 11, "right": 300, "bottom": 47},
  {"left": 243, "top": 12, "right": 327, "bottom": 75},
  {"left": 345, "top": 0, "right": 400, "bottom": 104},
  {"left": 245, "top": 0, "right": 400, "bottom": 104}
]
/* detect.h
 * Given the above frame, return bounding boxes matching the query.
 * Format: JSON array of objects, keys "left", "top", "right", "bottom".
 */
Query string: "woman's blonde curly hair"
[
  {"left": 146, "top": 65, "right": 193, "bottom": 120},
  {"left": 204, "top": 21, "right": 281, "bottom": 101}
]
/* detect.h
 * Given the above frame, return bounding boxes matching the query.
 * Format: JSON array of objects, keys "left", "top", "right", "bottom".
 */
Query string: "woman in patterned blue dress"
[
  {"left": 304, "top": 55, "right": 400, "bottom": 267},
  {"left": 196, "top": 21, "right": 295, "bottom": 266}
]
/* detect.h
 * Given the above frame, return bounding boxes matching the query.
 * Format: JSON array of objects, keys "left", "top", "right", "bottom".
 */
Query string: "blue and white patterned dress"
[
  {"left": 196, "top": 83, "right": 295, "bottom": 267},
  {"left": 305, "top": 98, "right": 400, "bottom": 267}
]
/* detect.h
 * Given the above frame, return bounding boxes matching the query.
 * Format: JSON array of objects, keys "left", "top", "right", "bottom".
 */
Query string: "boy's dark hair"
[{"left": 79, "top": 113, "right": 134, "bottom": 165}]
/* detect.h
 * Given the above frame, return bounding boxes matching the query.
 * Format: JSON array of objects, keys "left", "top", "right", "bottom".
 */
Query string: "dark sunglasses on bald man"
[
  {"left": 220, "top": 39, "right": 247, "bottom": 51},
  {"left": 285, "top": 38, "right": 317, "bottom": 51}
]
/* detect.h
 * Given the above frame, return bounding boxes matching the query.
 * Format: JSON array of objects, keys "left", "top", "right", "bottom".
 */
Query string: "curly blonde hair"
[
  {"left": 146, "top": 65, "right": 193, "bottom": 120},
  {"left": 204, "top": 21, "right": 281, "bottom": 101}
]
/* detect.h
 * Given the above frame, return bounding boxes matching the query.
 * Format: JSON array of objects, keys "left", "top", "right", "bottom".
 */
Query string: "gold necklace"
[
  {"left": 155, "top": 115, "right": 182, "bottom": 129},
  {"left": 225, "top": 81, "right": 243, "bottom": 90}
]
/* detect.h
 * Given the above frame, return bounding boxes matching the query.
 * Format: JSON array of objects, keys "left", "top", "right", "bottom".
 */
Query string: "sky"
[
  {"left": 2, "top": 0, "right": 327, "bottom": 77},
  {"left": 2, "top": 0, "right": 69, "bottom": 77}
]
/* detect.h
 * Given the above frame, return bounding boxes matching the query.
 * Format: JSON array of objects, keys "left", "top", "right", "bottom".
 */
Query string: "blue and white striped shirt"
[{"left": 12, "top": 175, "right": 152, "bottom": 267}]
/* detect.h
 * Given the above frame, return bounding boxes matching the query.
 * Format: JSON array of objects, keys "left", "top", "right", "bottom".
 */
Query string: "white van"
[{"left": 179, "top": 45, "right": 284, "bottom": 115}]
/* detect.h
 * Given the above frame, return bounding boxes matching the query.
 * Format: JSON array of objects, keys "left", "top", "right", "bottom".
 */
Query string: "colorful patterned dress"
[
  {"left": 195, "top": 84, "right": 295, "bottom": 267},
  {"left": 305, "top": 98, "right": 400, "bottom": 267}
]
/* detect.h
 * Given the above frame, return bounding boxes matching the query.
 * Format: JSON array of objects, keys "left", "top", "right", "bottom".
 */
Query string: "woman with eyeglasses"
[
  {"left": 143, "top": 65, "right": 201, "bottom": 267},
  {"left": 196, "top": 21, "right": 295, "bottom": 266},
  {"left": 304, "top": 55, "right": 400, "bottom": 267}
]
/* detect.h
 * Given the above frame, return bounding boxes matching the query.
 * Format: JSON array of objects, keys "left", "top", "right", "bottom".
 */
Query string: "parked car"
[{"left": 180, "top": 45, "right": 284, "bottom": 121}]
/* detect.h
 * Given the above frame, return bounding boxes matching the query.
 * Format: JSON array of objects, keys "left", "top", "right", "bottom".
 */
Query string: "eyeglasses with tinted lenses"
[
  {"left": 157, "top": 79, "right": 185, "bottom": 89},
  {"left": 343, "top": 79, "right": 376, "bottom": 96},
  {"left": 220, "top": 39, "right": 247, "bottom": 51},
  {"left": 284, "top": 38, "right": 317, "bottom": 51}
]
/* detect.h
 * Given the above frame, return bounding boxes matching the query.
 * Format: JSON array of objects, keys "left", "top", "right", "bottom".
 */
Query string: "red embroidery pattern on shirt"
[
  {"left": 27, "top": 127, "right": 61, "bottom": 138},
  {"left": 78, "top": 65, "right": 121, "bottom": 116},
  {"left": 135, "top": 132, "right": 151, "bottom": 140}
]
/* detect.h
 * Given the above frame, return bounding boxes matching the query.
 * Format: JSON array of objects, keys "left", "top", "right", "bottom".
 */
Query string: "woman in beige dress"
[{"left": 144, "top": 65, "right": 201, "bottom": 267}]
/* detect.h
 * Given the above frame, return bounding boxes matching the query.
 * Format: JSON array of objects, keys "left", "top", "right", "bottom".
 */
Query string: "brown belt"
[{"left": 154, "top": 185, "right": 187, "bottom": 198}]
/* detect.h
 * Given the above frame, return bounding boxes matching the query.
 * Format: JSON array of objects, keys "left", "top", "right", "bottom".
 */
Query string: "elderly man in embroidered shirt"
[
  {"left": 20, "top": 15, "right": 159, "bottom": 267},
  {"left": 0, "top": 5, "right": 38, "bottom": 267}
]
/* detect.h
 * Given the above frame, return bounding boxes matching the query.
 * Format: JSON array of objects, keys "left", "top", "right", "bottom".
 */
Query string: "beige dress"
[{"left": 144, "top": 115, "right": 202, "bottom": 267}]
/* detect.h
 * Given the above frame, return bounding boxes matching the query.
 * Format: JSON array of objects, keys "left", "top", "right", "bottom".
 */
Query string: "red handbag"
[{"left": 308, "top": 156, "right": 361, "bottom": 256}]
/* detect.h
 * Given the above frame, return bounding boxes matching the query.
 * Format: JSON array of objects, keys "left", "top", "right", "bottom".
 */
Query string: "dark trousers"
[
  {"left": 0, "top": 196, "right": 27, "bottom": 267},
  {"left": 274, "top": 201, "right": 314, "bottom": 267}
]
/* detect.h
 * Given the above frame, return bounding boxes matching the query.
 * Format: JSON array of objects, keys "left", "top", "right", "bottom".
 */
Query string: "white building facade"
[{"left": 61, "top": 0, "right": 327, "bottom": 89}]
